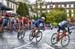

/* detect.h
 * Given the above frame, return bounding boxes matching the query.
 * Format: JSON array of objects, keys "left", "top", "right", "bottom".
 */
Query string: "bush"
[{"left": 53, "top": 22, "right": 58, "bottom": 28}]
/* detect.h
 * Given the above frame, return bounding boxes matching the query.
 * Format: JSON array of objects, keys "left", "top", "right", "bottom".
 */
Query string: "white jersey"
[{"left": 59, "top": 21, "right": 68, "bottom": 27}]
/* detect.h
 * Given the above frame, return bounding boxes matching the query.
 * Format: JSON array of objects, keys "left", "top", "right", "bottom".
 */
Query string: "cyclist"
[
  {"left": 22, "top": 17, "right": 27, "bottom": 29},
  {"left": 10, "top": 17, "right": 16, "bottom": 32},
  {"left": 15, "top": 17, "right": 19, "bottom": 31},
  {"left": 18, "top": 17, "right": 23, "bottom": 32},
  {"left": 2, "top": 14, "right": 10, "bottom": 31},
  {"left": 31, "top": 17, "right": 45, "bottom": 36},
  {"left": 57, "top": 18, "right": 72, "bottom": 41}
]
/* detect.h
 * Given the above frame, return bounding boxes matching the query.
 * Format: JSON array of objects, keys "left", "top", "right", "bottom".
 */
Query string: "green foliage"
[
  {"left": 31, "top": 15, "right": 39, "bottom": 20},
  {"left": 16, "top": 2, "right": 29, "bottom": 16},
  {"left": 46, "top": 8, "right": 67, "bottom": 24},
  {"left": 53, "top": 22, "right": 58, "bottom": 27}
]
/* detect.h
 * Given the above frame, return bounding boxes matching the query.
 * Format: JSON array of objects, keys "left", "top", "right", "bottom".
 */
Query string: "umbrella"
[
  {"left": 1, "top": 6, "right": 13, "bottom": 10},
  {"left": 0, "top": 2, "right": 12, "bottom": 10}
]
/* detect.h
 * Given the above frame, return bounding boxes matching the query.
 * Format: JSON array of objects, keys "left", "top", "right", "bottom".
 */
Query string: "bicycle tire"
[
  {"left": 17, "top": 30, "right": 25, "bottom": 39},
  {"left": 36, "top": 31, "right": 42, "bottom": 42},
  {"left": 61, "top": 34, "right": 70, "bottom": 47},
  {"left": 51, "top": 33, "right": 58, "bottom": 45},
  {"left": 29, "top": 32, "right": 34, "bottom": 41}
]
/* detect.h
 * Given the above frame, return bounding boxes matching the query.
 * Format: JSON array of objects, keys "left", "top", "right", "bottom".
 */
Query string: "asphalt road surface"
[{"left": 0, "top": 27, "right": 75, "bottom": 49}]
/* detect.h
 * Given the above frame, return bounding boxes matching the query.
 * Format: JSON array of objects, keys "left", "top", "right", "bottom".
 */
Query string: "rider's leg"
[
  {"left": 57, "top": 26, "right": 61, "bottom": 41},
  {"left": 32, "top": 27, "right": 38, "bottom": 36},
  {"left": 63, "top": 29, "right": 67, "bottom": 36}
]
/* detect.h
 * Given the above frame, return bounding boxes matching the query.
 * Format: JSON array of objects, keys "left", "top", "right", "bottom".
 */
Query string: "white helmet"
[{"left": 41, "top": 17, "right": 45, "bottom": 20}]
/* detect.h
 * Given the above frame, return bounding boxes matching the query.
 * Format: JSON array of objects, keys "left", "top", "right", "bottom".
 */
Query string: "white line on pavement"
[
  {"left": 14, "top": 42, "right": 32, "bottom": 49},
  {"left": 70, "top": 42, "right": 75, "bottom": 45},
  {"left": 43, "top": 43, "right": 54, "bottom": 49}
]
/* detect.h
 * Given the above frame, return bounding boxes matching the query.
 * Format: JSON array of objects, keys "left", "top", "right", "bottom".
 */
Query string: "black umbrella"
[
  {"left": 1, "top": 6, "right": 13, "bottom": 10},
  {"left": 0, "top": 2, "right": 13, "bottom": 15},
  {"left": 0, "top": 2, "right": 12, "bottom": 10}
]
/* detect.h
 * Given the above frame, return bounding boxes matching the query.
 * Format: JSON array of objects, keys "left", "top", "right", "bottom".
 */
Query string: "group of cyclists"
[
  {"left": 0, "top": 13, "right": 32, "bottom": 33},
  {"left": 0, "top": 12, "right": 74, "bottom": 46},
  {"left": 0, "top": 12, "right": 73, "bottom": 36}
]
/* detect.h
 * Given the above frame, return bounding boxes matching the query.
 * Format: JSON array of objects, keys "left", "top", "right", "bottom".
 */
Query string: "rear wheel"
[{"left": 51, "top": 33, "right": 58, "bottom": 45}]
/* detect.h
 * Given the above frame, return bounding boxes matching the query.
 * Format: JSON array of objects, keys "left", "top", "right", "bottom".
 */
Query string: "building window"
[
  {"left": 71, "top": 14, "right": 74, "bottom": 17},
  {"left": 58, "top": 5, "right": 61, "bottom": 8},
  {"left": 47, "top": 5, "right": 50, "bottom": 8},
  {"left": 42, "top": 5, "right": 46, "bottom": 8},
  {"left": 53, "top": 5, "right": 55, "bottom": 8},
  {"left": 71, "top": 4, "right": 74, "bottom": 8},
  {"left": 62, "top": 4, "right": 64, "bottom": 8},
  {"left": 67, "top": 4, "right": 69, "bottom": 8},
  {"left": 67, "top": 14, "right": 69, "bottom": 17},
  {"left": 66, "top": 9, "right": 69, "bottom": 13},
  {"left": 71, "top": 9, "right": 74, "bottom": 13}
]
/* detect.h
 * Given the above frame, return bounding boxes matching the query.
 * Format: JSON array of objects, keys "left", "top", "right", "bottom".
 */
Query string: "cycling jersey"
[
  {"left": 58, "top": 21, "right": 68, "bottom": 27},
  {"left": 2, "top": 17, "right": 9, "bottom": 26},
  {"left": 58, "top": 20, "right": 69, "bottom": 32},
  {"left": 10, "top": 18, "right": 15, "bottom": 24},
  {"left": 22, "top": 17, "right": 28, "bottom": 24},
  {"left": 34, "top": 19, "right": 45, "bottom": 27}
]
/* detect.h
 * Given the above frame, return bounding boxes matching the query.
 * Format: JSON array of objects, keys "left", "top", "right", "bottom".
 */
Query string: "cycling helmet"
[{"left": 41, "top": 17, "right": 45, "bottom": 20}]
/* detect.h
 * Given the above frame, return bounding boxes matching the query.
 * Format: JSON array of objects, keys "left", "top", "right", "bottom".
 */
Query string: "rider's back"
[{"left": 58, "top": 20, "right": 68, "bottom": 27}]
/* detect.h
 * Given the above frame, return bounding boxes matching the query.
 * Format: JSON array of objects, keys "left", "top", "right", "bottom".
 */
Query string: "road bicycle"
[
  {"left": 17, "top": 27, "right": 26, "bottom": 39},
  {"left": 51, "top": 28, "right": 71, "bottom": 47},
  {"left": 29, "top": 28, "right": 43, "bottom": 42}
]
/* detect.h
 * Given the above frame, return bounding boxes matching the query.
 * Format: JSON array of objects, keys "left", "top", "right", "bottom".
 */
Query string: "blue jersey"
[{"left": 34, "top": 19, "right": 45, "bottom": 27}]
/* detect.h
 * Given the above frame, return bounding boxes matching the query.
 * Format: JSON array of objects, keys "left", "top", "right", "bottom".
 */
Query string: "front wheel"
[
  {"left": 51, "top": 33, "right": 58, "bottom": 45},
  {"left": 36, "top": 31, "right": 42, "bottom": 42},
  {"left": 17, "top": 30, "right": 25, "bottom": 39},
  {"left": 29, "top": 32, "right": 34, "bottom": 41},
  {"left": 61, "top": 34, "right": 70, "bottom": 47}
]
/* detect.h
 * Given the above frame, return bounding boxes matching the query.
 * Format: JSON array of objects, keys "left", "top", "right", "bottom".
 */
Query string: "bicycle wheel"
[
  {"left": 51, "top": 33, "right": 58, "bottom": 45},
  {"left": 61, "top": 34, "right": 70, "bottom": 47},
  {"left": 29, "top": 32, "right": 34, "bottom": 41},
  {"left": 17, "top": 30, "right": 25, "bottom": 39},
  {"left": 36, "top": 31, "right": 42, "bottom": 42}
]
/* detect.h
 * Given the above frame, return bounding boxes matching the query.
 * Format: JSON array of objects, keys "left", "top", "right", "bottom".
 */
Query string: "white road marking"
[
  {"left": 14, "top": 42, "right": 32, "bottom": 49},
  {"left": 70, "top": 42, "right": 75, "bottom": 45},
  {"left": 43, "top": 43, "right": 54, "bottom": 49}
]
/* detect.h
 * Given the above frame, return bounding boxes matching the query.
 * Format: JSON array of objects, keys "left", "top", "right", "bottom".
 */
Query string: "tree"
[
  {"left": 46, "top": 8, "right": 67, "bottom": 24},
  {"left": 16, "top": 2, "right": 29, "bottom": 16}
]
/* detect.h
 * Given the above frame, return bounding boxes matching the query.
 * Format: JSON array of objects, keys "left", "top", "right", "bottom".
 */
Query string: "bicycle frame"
[{"left": 57, "top": 31, "right": 67, "bottom": 41}]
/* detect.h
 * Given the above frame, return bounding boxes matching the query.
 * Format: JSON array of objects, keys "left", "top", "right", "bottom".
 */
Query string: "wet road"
[{"left": 0, "top": 27, "right": 75, "bottom": 49}]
